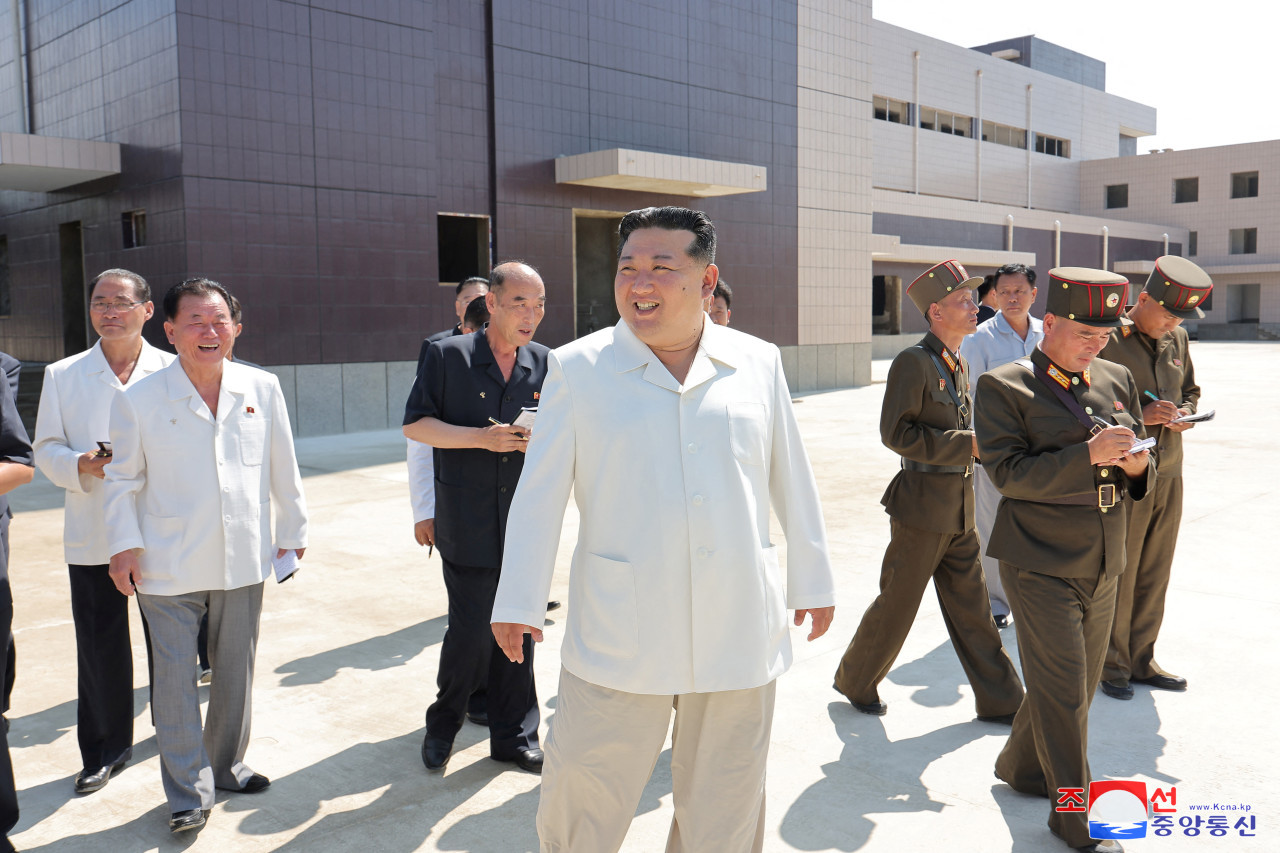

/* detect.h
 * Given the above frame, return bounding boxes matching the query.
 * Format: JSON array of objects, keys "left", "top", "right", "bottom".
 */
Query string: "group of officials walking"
[{"left": 0, "top": 204, "right": 1207, "bottom": 852}]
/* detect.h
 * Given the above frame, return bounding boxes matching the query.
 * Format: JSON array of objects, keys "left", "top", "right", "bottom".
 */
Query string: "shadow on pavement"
[{"left": 274, "top": 616, "right": 448, "bottom": 687}]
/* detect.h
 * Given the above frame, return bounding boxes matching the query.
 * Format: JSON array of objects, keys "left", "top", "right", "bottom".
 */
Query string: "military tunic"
[
  {"left": 976, "top": 348, "right": 1154, "bottom": 848},
  {"left": 1098, "top": 322, "right": 1199, "bottom": 684},
  {"left": 834, "top": 332, "right": 1023, "bottom": 716}
]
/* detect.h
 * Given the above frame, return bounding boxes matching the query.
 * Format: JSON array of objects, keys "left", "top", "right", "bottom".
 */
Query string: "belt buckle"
[
  {"left": 1098, "top": 484, "right": 1117, "bottom": 509},
  {"left": 1089, "top": 423, "right": 1104, "bottom": 436}
]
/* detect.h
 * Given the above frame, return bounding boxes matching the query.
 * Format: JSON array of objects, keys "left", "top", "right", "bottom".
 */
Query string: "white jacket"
[
  {"left": 33, "top": 340, "right": 173, "bottom": 564},
  {"left": 492, "top": 318, "right": 834, "bottom": 695},
  {"left": 104, "top": 360, "right": 307, "bottom": 596}
]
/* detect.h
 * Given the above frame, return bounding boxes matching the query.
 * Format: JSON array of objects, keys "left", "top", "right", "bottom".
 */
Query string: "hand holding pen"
[{"left": 1141, "top": 389, "right": 1185, "bottom": 428}]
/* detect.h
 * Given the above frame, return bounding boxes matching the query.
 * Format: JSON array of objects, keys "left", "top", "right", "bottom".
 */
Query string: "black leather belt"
[
  {"left": 1020, "top": 484, "right": 1120, "bottom": 508},
  {"left": 901, "top": 458, "right": 972, "bottom": 476}
]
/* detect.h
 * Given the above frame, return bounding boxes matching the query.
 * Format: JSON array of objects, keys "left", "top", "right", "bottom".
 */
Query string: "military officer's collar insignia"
[
  {"left": 1121, "top": 325, "right": 1132, "bottom": 338},
  {"left": 941, "top": 349, "right": 958, "bottom": 373},
  {"left": 1045, "top": 364, "right": 1071, "bottom": 390},
  {"left": 1082, "top": 367, "right": 1091, "bottom": 387}
]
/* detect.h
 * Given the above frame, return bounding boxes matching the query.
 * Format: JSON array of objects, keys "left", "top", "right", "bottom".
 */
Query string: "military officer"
[
  {"left": 834, "top": 260, "right": 1024, "bottom": 720},
  {"left": 977, "top": 267, "right": 1155, "bottom": 853},
  {"left": 1097, "top": 256, "right": 1210, "bottom": 700}
]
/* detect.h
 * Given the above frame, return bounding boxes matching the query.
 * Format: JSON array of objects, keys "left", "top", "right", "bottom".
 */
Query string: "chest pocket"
[
  {"left": 727, "top": 402, "right": 768, "bottom": 467},
  {"left": 239, "top": 414, "right": 267, "bottom": 466}
]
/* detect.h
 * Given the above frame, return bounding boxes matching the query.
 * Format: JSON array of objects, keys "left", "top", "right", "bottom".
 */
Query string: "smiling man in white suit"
[
  {"left": 104, "top": 278, "right": 307, "bottom": 835},
  {"left": 492, "top": 206, "right": 836, "bottom": 853}
]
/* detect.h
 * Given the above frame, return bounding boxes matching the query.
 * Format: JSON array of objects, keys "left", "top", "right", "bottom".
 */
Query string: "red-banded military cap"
[
  {"left": 1143, "top": 255, "right": 1213, "bottom": 319},
  {"left": 1045, "top": 267, "right": 1132, "bottom": 328},
  {"left": 906, "top": 260, "right": 982, "bottom": 316}
]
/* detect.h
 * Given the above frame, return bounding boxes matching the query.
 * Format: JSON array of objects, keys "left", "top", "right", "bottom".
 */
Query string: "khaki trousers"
[
  {"left": 537, "top": 667, "right": 775, "bottom": 853},
  {"left": 833, "top": 519, "right": 1023, "bottom": 717},
  {"left": 1104, "top": 475, "right": 1183, "bottom": 683},
  {"left": 995, "top": 564, "right": 1117, "bottom": 849}
]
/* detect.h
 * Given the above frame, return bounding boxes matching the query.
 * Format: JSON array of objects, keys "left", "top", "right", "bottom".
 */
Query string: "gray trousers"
[
  {"left": 137, "top": 582, "right": 263, "bottom": 811},
  {"left": 973, "top": 465, "right": 1010, "bottom": 618}
]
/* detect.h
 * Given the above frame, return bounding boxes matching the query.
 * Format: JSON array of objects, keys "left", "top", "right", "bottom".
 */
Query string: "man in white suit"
[
  {"left": 104, "top": 278, "right": 307, "bottom": 835},
  {"left": 492, "top": 207, "right": 836, "bottom": 852},
  {"left": 33, "top": 268, "right": 173, "bottom": 795}
]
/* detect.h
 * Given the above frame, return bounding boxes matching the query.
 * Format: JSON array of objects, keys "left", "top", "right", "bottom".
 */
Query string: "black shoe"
[
  {"left": 422, "top": 736, "right": 452, "bottom": 773},
  {"left": 832, "top": 682, "right": 887, "bottom": 716},
  {"left": 1099, "top": 679, "right": 1134, "bottom": 700},
  {"left": 1075, "top": 840, "right": 1123, "bottom": 852},
  {"left": 547, "top": 600, "right": 561, "bottom": 611},
  {"left": 494, "top": 747, "right": 543, "bottom": 774},
  {"left": 466, "top": 710, "right": 489, "bottom": 726},
  {"left": 994, "top": 614, "right": 1011, "bottom": 629},
  {"left": 168, "top": 808, "right": 209, "bottom": 834},
  {"left": 241, "top": 773, "right": 271, "bottom": 793},
  {"left": 1133, "top": 673, "right": 1187, "bottom": 691},
  {"left": 74, "top": 760, "right": 126, "bottom": 795},
  {"left": 977, "top": 712, "right": 1017, "bottom": 725}
]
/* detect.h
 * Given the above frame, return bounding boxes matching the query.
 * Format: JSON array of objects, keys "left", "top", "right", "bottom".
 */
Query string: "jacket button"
[
  {"left": 696, "top": 547, "right": 708, "bottom": 558},
  {"left": 501, "top": 456, "right": 508, "bottom": 462},
  {"left": 1100, "top": 469, "right": 1110, "bottom": 478},
  {"left": 692, "top": 494, "right": 704, "bottom": 505},
  {"left": 505, "top": 395, "right": 511, "bottom": 402},
  {"left": 687, "top": 443, "right": 697, "bottom": 454},
  {"left": 500, "top": 486, "right": 508, "bottom": 494}
]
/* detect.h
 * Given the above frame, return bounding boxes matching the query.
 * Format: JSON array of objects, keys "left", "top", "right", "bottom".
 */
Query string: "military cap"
[
  {"left": 1045, "top": 267, "right": 1132, "bottom": 328},
  {"left": 906, "top": 260, "right": 982, "bottom": 316},
  {"left": 1143, "top": 255, "right": 1213, "bottom": 319}
]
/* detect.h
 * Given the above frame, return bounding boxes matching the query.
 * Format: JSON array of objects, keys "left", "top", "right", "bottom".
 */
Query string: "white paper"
[
  {"left": 1128, "top": 436, "right": 1156, "bottom": 453},
  {"left": 1171, "top": 408, "right": 1215, "bottom": 424},
  {"left": 513, "top": 407, "right": 537, "bottom": 431},
  {"left": 272, "top": 548, "right": 300, "bottom": 583}
]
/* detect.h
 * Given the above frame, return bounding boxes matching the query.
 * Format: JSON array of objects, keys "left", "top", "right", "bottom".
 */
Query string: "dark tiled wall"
[
  {"left": 490, "top": 0, "right": 800, "bottom": 347},
  {"left": 0, "top": 0, "right": 184, "bottom": 363}
]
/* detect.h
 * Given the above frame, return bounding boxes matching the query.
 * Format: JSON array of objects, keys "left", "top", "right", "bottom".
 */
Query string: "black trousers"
[
  {"left": 426, "top": 558, "right": 538, "bottom": 758},
  {"left": 0, "top": 518, "right": 17, "bottom": 851},
  {"left": 69, "top": 564, "right": 139, "bottom": 770}
]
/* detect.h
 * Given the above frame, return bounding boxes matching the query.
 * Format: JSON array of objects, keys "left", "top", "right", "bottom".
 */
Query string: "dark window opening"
[{"left": 437, "top": 214, "right": 490, "bottom": 286}]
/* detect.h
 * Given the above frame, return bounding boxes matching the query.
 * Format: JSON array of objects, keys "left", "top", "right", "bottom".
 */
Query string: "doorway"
[
  {"left": 573, "top": 212, "right": 623, "bottom": 338},
  {"left": 60, "top": 221, "right": 87, "bottom": 356}
]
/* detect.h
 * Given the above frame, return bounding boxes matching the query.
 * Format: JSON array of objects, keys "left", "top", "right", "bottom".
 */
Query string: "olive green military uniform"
[
  {"left": 976, "top": 267, "right": 1155, "bottom": 850},
  {"left": 1098, "top": 258, "right": 1207, "bottom": 689},
  {"left": 834, "top": 263, "right": 1024, "bottom": 717}
]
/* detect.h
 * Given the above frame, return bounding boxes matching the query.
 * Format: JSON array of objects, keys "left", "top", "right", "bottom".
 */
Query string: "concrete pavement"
[{"left": 5, "top": 341, "right": 1277, "bottom": 852}]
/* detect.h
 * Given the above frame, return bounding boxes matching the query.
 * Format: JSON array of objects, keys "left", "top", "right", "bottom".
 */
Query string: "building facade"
[{"left": 0, "top": 2, "right": 1266, "bottom": 435}]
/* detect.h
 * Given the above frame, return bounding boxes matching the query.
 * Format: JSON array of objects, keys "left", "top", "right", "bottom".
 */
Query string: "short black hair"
[
  {"left": 463, "top": 295, "right": 490, "bottom": 329},
  {"left": 489, "top": 261, "right": 539, "bottom": 292},
  {"left": 994, "top": 263, "right": 1036, "bottom": 288},
  {"left": 91, "top": 268, "right": 150, "bottom": 303},
  {"left": 455, "top": 276, "right": 489, "bottom": 296},
  {"left": 229, "top": 293, "right": 243, "bottom": 324},
  {"left": 713, "top": 280, "right": 732, "bottom": 309},
  {"left": 163, "top": 277, "right": 233, "bottom": 321},
  {"left": 976, "top": 274, "right": 995, "bottom": 302},
  {"left": 617, "top": 206, "right": 716, "bottom": 266}
]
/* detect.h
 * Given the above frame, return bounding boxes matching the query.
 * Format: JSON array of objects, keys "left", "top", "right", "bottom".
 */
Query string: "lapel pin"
[
  {"left": 246, "top": 406, "right": 255, "bottom": 414},
  {"left": 170, "top": 418, "right": 178, "bottom": 425},
  {"left": 480, "top": 391, "right": 486, "bottom": 398}
]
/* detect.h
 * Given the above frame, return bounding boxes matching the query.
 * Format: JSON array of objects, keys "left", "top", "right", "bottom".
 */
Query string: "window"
[
  {"left": 919, "top": 107, "right": 972, "bottom": 138},
  {"left": 981, "top": 120, "right": 1027, "bottom": 150},
  {"left": 0, "top": 237, "right": 8, "bottom": 317},
  {"left": 1105, "top": 184, "right": 1128, "bottom": 209},
  {"left": 1034, "top": 133, "right": 1070, "bottom": 158},
  {"left": 1173, "top": 177, "right": 1199, "bottom": 203},
  {"left": 1188, "top": 231, "right": 1197, "bottom": 256},
  {"left": 121, "top": 210, "right": 146, "bottom": 249},
  {"left": 1229, "top": 227, "right": 1257, "bottom": 255},
  {"left": 873, "top": 95, "right": 911, "bottom": 125},
  {"left": 1232, "top": 171, "right": 1259, "bottom": 198},
  {"left": 437, "top": 214, "right": 490, "bottom": 285}
]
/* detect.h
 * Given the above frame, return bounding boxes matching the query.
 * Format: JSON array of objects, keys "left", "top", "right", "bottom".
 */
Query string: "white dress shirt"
[
  {"left": 33, "top": 340, "right": 174, "bottom": 564},
  {"left": 959, "top": 311, "right": 1045, "bottom": 378},
  {"left": 104, "top": 360, "right": 307, "bottom": 596},
  {"left": 492, "top": 318, "right": 835, "bottom": 695},
  {"left": 407, "top": 438, "right": 434, "bottom": 522}
]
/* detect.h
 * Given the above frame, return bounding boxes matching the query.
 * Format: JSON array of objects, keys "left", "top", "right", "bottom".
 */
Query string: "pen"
[
  {"left": 1090, "top": 415, "right": 1112, "bottom": 430},
  {"left": 428, "top": 544, "right": 433, "bottom": 557},
  {"left": 488, "top": 417, "right": 507, "bottom": 427},
  {"left": 1143, "top": 390, "right": 1160, "bottom": 403}
]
